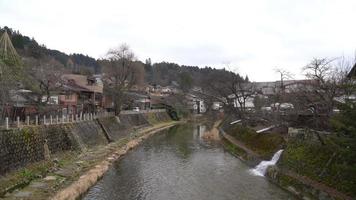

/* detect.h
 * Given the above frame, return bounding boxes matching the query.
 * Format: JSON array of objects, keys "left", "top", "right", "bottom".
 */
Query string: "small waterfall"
[{"left": 250, "top": 149, "right": 284, "bottom": 176}]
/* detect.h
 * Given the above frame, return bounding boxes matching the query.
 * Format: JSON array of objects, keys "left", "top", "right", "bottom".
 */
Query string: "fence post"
[
  {"left": 26, "top": 116, "right": 30, "bottom": 126},
  {"left": 71, "top": 114, "right": 74, "bottom": 122},
  {"left": 50, "top": 115, "right": 53, "bottom": 125},
  {"left": 17, "top": 116, "right": 20, "bottom": 128},
  {"left": 5, "top": 117, "right": 9, "bottom": 130},
  {"left": 35, "top": 115, "right": 38, "bottom": 126},
  {"left": 62, "top": 115, "right": 65, "bottom": 124},
  {"left": 90, "top": 113, "right": 93, "bottom": 120},
  {"left": 56, "top": 115, "right": 59, "bottom": 124}
]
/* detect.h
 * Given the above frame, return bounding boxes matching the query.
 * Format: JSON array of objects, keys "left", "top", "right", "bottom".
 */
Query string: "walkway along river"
[{"left": 83, "top": 123, "right": 295, "bottom": 200}]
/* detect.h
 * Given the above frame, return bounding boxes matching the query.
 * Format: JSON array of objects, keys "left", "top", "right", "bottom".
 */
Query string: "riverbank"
[
  {"left": 219, "top": 121, "right": 355, "bottom": 200},
  {"left": 0, "top": 110, "right": 179, "bottom": 199},
  {"left": 2, "top": 120, "right": 181, "bottom": 200}
]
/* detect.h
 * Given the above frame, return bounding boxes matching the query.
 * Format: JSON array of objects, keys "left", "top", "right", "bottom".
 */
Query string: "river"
[{"left": 83, "top": 124, "right": 295, "bottom": 200}]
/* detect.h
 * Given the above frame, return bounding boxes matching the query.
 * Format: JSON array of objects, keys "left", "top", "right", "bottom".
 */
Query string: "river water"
[{"left": 83, "top": 124, "right": 294, "bottom": 200}]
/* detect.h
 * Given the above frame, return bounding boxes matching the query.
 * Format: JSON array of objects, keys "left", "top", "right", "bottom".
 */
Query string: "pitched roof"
[{"left": 62, "top": 74, "right": 103, "bottom": 93}]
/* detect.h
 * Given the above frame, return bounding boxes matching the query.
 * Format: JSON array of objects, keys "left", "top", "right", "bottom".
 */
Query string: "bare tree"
[
  {"left": 275, "top": 68, "right": 294, "bottom": 90},
  {"left": 24, "top": 57, "right": 66, "bottom": 113},
  {"left": 101, "top": 44, "right": 138, "bottom": 115},
  {"left": 302, "top": 58, "right": 349, "bottom": 117},
  {"left": 290, "top": 57, "right": 353, "bottom": 145},
  {"left": 204, "top": 67, "right": 255, "bottom": 122}
]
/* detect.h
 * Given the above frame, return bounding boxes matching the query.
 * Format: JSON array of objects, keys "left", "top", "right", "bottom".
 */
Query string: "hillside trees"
[
  {"left": 179, "top": 71, "right": 193, "bottom": 92},
  {"left": 203, "top": 68, "right": 252, "bottom": 121},
  {"left": 0, "top": 26, "right": 101, "bottom": 73}
]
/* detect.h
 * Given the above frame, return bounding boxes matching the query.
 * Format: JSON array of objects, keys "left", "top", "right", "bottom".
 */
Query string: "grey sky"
[{"left": 1, "top": 0, "right": 355, "bottom": 81}]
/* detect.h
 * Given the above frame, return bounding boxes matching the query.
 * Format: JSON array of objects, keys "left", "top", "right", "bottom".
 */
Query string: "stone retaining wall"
[
  {"left": 0, "top": 125, "right": 73, "bottom": 175},
  {"left": 0, "top": 111, "right": 172, "bottom": 176}
]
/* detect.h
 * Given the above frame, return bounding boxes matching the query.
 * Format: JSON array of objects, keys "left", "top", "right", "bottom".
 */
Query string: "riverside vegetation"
[{"left": 221, "top": 113, "right": 356, "bottom": 199}]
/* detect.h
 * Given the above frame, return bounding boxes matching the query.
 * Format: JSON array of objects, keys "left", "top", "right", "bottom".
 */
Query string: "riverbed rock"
[{"left": 43, "top": 176, "right": 56, "bottom": 181}]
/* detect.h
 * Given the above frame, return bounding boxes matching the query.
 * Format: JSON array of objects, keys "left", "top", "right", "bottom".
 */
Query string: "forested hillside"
[
  {"left": 0, "top": 26, "right": 100, "bottom": 74},
  {"left": 1, "top": 26, "right": 244, "bottom": 91},
  {"left": 145, "top": 61, "right": 246, "bottom": 90}
]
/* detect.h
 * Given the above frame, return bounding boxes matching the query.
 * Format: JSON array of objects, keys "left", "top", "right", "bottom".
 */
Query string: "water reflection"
[{"left": 83, "top": 124, "right": 294, "bottom": 200}]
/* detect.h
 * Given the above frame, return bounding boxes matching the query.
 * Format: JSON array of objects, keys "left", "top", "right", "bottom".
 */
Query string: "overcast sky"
[{"left": 1, "top": 0, "right": 355, "bottom": 81}]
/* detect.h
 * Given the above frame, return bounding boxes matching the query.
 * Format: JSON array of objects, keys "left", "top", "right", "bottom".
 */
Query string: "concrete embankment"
[{"left": 0, "top": 110, "right": 176, "bottom": 199}]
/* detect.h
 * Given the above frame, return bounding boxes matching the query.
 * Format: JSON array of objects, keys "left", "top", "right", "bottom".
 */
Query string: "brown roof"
[{"left": 62, "top": 74, "right": 103, "bottom": 93}]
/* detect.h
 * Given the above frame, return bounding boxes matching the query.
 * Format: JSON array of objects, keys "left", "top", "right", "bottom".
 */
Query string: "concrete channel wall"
[{"left": 0, "top": 110, "right": 172, "bottom": 176}]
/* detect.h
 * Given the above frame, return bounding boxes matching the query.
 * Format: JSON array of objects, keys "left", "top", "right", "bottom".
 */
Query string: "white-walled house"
[
  {"left": 186, "top": 94, "right": 206, "bottom": 114},
  {"left": 228, "top": 94, "right": 255, "bottom": 109}
]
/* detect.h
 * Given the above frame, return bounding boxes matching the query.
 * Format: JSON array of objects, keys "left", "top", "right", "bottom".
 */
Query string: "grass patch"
[
  {"left": 278, "top": 136, "right": 356, "bottom": 197},
  {"left": 225, "top": 124, "right": 285, "bottom": 159}
]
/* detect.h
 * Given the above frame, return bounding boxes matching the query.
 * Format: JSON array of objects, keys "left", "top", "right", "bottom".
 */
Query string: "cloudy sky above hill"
[{"left": 1, "top": 0, "right": 356, "bottom": 81}]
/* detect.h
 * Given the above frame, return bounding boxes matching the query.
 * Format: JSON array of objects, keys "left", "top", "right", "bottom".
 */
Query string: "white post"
[
  {"left": 26, "top": 116, "right": 30, "bottom": 126},
  {"left": 35, "top": 115, "right": 38, "bottom": 126},
  {"left": 43, "top": 115, "right": 46, "bottom": 125},
  {"left": 5, "top": 117, "right": 9, "bottom": 130},
  {"left": 80, "top": 112, "right": 83, "bottom": 121},
  {"left": 71, "top": 114, "right": 74, "bottom": 122},
  {"left": 62, "top": 115, "right": 65, "bottom": 123},
  {"left": 17, "top": 116, "right": 20, "bottom": 128},
  {"left": 90, "top": 113, "right": 93, "bottom": 120},
  {"left": 56, "top": 115, "right": 59, "bottom": 124},
  {"left": 50, "top": 115, "right": 53, "bottom": 125}
]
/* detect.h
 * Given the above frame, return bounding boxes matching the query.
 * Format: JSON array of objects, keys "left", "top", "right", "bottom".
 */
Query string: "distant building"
[
  {"left": 186, "top": 94, "right": 206, "bottom": 114},
  {"left": 125, "top": 92, "right": 151, "bottom": 110},
  {"left": 212, "top": 102, "right": 223, "bottom": 110}
]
